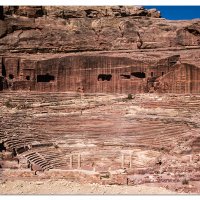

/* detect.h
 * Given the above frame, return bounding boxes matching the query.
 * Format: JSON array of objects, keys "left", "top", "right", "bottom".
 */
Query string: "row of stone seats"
[
  {"left": 37, "top": 149, "right": 71, "bottom": 169},
  {"left": 0, "top": 92, "right": 81, "bottom": 104},
  {"left": 33, "top": 147, "right": 124, "bottom": 171},
  {"left": 1, "top": 92, "right": 199, "bottom": 173},
  {"left": 26, "top": 107, "right": 192, "bottom": 153},
  {"left": 139, "top": 95, "right": 200, "bottom": 110},
  {"left": 0, "top": 118, "right": 54, "bottom": 154},
  {"left": 23, "top": 151, "right": 53, "bottom": 171}
]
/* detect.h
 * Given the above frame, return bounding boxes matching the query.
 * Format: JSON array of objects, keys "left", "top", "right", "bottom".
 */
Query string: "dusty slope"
[{"left": 0, "top": 179, "right": 176, "bottom": 194}]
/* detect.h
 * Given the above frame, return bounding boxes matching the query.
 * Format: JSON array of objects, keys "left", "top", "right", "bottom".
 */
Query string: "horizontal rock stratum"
[
  {"left": 1, "top": 6, "right": 200, "bottom": 53},
  {"left": 0, "top": 6, "right": 200, "bottom": 94}
]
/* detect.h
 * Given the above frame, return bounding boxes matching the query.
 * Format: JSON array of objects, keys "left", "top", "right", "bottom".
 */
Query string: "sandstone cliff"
[
  {"left": 0, "top": 6, "right": 200, "bottom": 94},
  {"left": 0, "top": 6, "right": 199, "bottom": 53}
]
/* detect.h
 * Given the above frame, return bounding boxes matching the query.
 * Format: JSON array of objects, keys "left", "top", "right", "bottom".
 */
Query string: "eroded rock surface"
[
  {"left": 0, "top": 6, "right": 200, "bottom": 53},
  {"left": 0, "top": 6, "right": 200, "bottom": 94},
  {"left": 0, "top": 92, "right": 200, "bottom": 193},
  {"left": 0, "top": 6, "right": 200, "bottom": 194}
]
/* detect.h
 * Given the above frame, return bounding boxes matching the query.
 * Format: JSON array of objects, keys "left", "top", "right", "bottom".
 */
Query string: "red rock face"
[
  {"left": 157, "top": 63, "right": 200, "bottom": 93},
  {"left": 1, "top": 52, "right": 200, "bottom": 94},
  {"left": 1, "top": 7, "right": 200, "bottom": 193},
  {"left": 0, "top": 6, "right": 200, "bottom": 94}
]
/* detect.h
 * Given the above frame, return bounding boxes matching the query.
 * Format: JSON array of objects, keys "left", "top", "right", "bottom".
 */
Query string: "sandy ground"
[{"left": 0, "top": 180, "right": 176, "bottom": 195}]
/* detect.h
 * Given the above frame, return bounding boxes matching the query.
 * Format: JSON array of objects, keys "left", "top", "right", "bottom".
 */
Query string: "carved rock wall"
[
  {"left": 158, "top": 63, "right": 200, "bottom": 93},
  {"left": 0, "top": 6, "right": 200, "bottom": 94},
  {"left": 1, "top": 53, "right": 200, "bottom": 94}
]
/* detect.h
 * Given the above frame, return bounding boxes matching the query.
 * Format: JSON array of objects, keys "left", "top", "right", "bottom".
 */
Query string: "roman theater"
[{"left": 0, "top": 6, "right": 200, "bottom": 194}]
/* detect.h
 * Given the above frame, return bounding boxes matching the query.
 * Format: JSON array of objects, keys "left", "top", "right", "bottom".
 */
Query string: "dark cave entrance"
[
  {"left": 35, "top": 9, "right": 44, "bottom": 17},
  {"left": 9, "top": 74, "right": 14, "bottom": 80},
  {"left": 0, "top": 76, "right": 3, "bottom": 91},
  {"left": 26, "top": 76, "right": 30, "bottom": 80},
  {"left": 2, "top": 60, "right": 6, "bottom": 77},
  {"left": 37, "top": 74, "right": 55, "bottom": 82},
  {"left": 0, "top": 6, "right": 4, "bottom": 20},
  {"left": 17, "top": 60, "right": 20, "bottom": 76},
  {"left": 131, "top": 72, "right": 146, "bottom": 78},
  {"left": 0, "top": 142, "right": 6, "bottom": 152},
  {"left": 98, "top": 74, "right": 112, "bottom": 81}
]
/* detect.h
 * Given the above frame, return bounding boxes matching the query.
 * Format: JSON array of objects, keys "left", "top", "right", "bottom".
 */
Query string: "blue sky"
[{"left": 144, "top": 6, "right": 200, "bottom": 20}]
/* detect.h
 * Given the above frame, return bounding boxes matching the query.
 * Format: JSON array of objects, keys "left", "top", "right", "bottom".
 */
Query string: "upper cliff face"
[
  {"left": 0, "top": 6, "right": 200, "bottom": 54},
  {"left": 3, "top": 6, "right": 161, "bottom": 19}
]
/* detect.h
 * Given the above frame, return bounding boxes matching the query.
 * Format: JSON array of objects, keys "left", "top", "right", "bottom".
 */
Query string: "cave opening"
[
  {"left": 0, "top": 76, "right": 3, "bottom": 91},
  {"left": 131, "top": 72, "right": 146, "bottom": 78},
  {"left": 120, "top": 74, "right": 131, "bottom": 79},
  {"left": 37, "top": 73, "right": 55, "bottom": 82},
  {"left": 26, "top": 76, "right": 30, "bottom": 80},
  {"left": 2, "top": 60, "right": 6, "bottom": 77},
  {"left": 13, "top": 148, "right": 17, "bottom": 156},
  {"left": 17, "top": 60, "right": 20, "bottom": 76},
  {"left": 0, "top": 6, "right": 4, "bottom": 20},
  {"left": 35, "top": 9, "right": 44, "bottom": 17},
  {"left": 9, "top": 74, "right": 14, "bottom": 79},
  {"left": 98, "top": 74, "right": 112, "bottom": 81},
  {"left": 0, "top": 142, "right": 6, "bottom": 152},
  {"left": 162, "top": 72, "right": 164, "bottom": 76}
]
